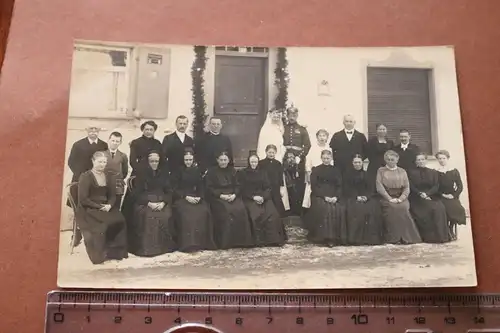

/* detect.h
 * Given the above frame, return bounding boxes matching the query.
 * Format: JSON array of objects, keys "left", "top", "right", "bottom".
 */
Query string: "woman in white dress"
[
  {"left": 256, "top": 108, "right": 290, "bottom": 211},
  {"left": 303, "top": 129, "right": 333, "bottom": 209}
]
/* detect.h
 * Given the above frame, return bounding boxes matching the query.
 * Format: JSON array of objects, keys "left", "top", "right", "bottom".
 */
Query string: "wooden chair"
[
  {"left": 120, "top": 176, "right": 136, "bottom": 210},
  {"left": 65, "top": 182, "right": 81, "bottom": 254}
]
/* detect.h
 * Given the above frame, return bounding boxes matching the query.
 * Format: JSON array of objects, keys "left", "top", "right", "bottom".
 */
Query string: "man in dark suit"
[
  {"left": 329, "top": 114, "right": 367, "bottom": 174},
  {"left": 194, "top": 116, "right": 233, "bottom": 174},
  {"left": 104, "top": 131, "right": 129, "bottom": 211},
  {"left": 393, "top": 129, "right": 420, "bottom": 171},
  {"left": 161, "top": 115, "right": 194, "bottom": 175},
  {"left": 66, "top": 122, "right": 108, "bottom": 246},
  {"left": 283, "top": 106, "right": 311, "bottom": 215}
]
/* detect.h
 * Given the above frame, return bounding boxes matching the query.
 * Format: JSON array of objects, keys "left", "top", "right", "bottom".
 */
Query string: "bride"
[{"left": 257, "top": 108, "right": 290, "bottom": 211}]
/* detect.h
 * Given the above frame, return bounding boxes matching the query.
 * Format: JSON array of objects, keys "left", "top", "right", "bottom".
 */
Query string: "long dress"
[
  {"left": 205, "top": 166, "right": 255, "bottom": 249},
  {"left": 343, "top": 168, "right": 383, "bottom": 245},
  {"left": 258, "top": 158, "right": 287, "bottom": 217},
  {"left": 376, "top": 166, "right": 422, "bottom": 244},
  {"left": 127, "top": 167, "right": 176, "bottom": 257},
  {"left": 256, "top": 115, "right": 290, "bottom": 211},
  {"left": 365, "top": 137, "right": 394, "bottom": 192},
  {"left": 172, "top": 166, "right": 217, "bottom": 252},
  {"left": 437, "top": 168, "right": 467, "bottom": 226},
  {"left": 76, "top": 171, "right": 128, "bottom": 264},
  {"left": 408, "top": 167, "right": 451, "bottom": 243},
  {"left": 306, "top": 164, "right": 347, "bottom": 246},
  {"left": 302, "top": 142, "right": 332, "bottom": 208},
  {"left": 238, "top": 167, "right": 287, "bottom": 247}
]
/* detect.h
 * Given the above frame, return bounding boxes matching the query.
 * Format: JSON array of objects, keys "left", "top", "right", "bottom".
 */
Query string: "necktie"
[
  {"left": 111, "top": 152, "right": 115, "bottom": 158},
  {"left": 91, "top": 142, "right": 96, "bottom": 145}
]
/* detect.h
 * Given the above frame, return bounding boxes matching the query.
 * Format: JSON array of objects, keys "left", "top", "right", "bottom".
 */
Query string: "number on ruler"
[
  {"left": 414, "top": 316, "right": 426, "bottom": 324},
  {"left": 174, "top": 317, "right": 182, "bottom": 324},
  {"left": 114, "top": 316, "right": 122, "bottom": 324},
  {"left": 235, "top": 317, "right": 243, "bottom": 325},
  {"left": 266, "top": 316, "right": 273, "bottom": 324},
  {"left": 205, "top": 317, "right": 213, "bottom": 325},
  {"left": 386, "top": 316, "right": 395, "bottom": 324},
  {"left": 351, "top": 314, "right": 368, "bottom": 325},
  {"left": 144, "top": 316, "right": 152, "bottom": 324},
  {"left": 53, "top": 313, "right": 64, "bottom": 323},
  {"left": 474, "top": 316, "right": 485, "bottom": 324},
  {"left": 444, "top": 316, "right": 456, "bottom": 325},
  {"left": 296, "top": 317, "right": 304, "bottom": 325},
  {"left": 86, "top": 315, "right": 91, "bottom": 323},
  {"left": 326, "top": 317, "right": 334, "bottom": 325}
]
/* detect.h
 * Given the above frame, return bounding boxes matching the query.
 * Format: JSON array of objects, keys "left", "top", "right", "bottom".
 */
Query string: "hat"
[
  {"left": 287, "top": 106, "right": 299, "bottom": 114},
  {"left": 85, "top": 121, "right": 103, "bottom": 131}
]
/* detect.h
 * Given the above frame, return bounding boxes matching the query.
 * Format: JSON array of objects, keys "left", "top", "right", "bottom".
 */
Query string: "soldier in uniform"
[{"left": 282, "top": 106, "right": 312, "bottom": 215}]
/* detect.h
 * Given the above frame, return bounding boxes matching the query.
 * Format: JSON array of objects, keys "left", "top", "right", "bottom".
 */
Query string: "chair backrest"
[
  {"left": 127, "top": 176, "right": 136, "bottom": 191},
  {"left": 66, "top": 182, "right": 79, "bottom": 212}
]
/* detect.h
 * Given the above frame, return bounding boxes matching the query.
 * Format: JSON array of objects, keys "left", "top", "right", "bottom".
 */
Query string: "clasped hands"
[
  {"left": 147, "top": 202, "right": 166, "bottom": 211},
  {"left": 419, "top": 192, "right": 432, "bottom": 201},
  {"left": 356, "top": 196, "right": 368, "bottom": 203},
  {"left": 252, "top": 195, "right": 264, "bottom": 205},
  {"left": 220, "top": 194, "right": 236, "bottom": 202},
  {"left": 441, "top": 193, "right": 454, "bottom": 199},
  {"left": 324, "top": 196, "right": 337, "bottom": 203},
  {"left": 186, "top": 196, "right": 201, "bottom": 204},
  {"left": 99, "top": 204, "right": 112, "bottom": 212}
]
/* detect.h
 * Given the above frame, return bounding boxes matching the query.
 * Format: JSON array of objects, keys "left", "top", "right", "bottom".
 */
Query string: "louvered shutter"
[{"left": 367, "top": 67, "right": 433, "bottom": 154}]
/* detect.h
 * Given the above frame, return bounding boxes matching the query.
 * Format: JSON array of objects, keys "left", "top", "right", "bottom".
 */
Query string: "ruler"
[{"left": 45, "top": 291, "right": 500, "bottom": 333}]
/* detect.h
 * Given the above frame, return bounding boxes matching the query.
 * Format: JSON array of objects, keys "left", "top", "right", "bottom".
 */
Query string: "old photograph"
[{"left": 57, "top": 41, "right": 477, "bottom": 289}]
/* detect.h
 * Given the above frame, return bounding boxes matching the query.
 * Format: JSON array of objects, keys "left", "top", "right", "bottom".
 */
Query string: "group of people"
[{"left": 66, "top": 107, "right": 467, "bottom": 265}]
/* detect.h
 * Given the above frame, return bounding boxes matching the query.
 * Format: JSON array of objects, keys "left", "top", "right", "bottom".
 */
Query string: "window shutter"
[
  {"left": 135, "top": 47, "right": 171, "bottom": 119},
  {"left": 367, "top": 67, "right": 433, "bottom": 154}
]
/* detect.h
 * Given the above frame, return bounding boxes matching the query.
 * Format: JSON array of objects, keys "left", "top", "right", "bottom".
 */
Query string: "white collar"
[
  {"left": 386, "top": 165, "right": 398, "bottom": 171},
  {"left": 210, "top": 131, "right": 220, "bottom": 136},
  {"left": 109, "top": 149, "right": 118, "bottom": 154},
  {"left": 344, "top": 128, "right": 354, "bottom": 134},
  {"left": 401, "top": 142, "right": 409, "bottom": 148},
  {"left": 437, "top": 165, "right": 452, "bottom": 173},
  {"left": 176, "top": 130, "right": 186, "bottom": 137},
  {"left": 88, "top": 138, "right": 97, "bottom": 144}
]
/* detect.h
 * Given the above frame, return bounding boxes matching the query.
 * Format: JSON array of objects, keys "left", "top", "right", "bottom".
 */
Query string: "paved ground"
[{"left": 57, "top": 220, "right": 477, "bottom": 289}]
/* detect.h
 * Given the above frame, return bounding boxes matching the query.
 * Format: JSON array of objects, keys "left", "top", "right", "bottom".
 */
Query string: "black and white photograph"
[{"left": 57, "top": 41, "right": 477, "bottom": 289}]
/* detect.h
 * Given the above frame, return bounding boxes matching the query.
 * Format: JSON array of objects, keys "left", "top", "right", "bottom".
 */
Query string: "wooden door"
[{"left": 214, "top": 55, "right": 267, "bottom": 167}]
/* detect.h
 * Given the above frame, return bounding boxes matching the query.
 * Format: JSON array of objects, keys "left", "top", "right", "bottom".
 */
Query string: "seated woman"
[
  {"left": 172, "top": 149, "right": 217, "bottom": 253},
  {"left": 408, "top": 153, "right": 451, "bottom": 243},
  {"left": 238, "top": 152, "right": 287, "bottom": 247},
  {"left": 258, "top": 144, "right": 288, "bottom": 218},
  {"left": 344, "top": 154, "right": 383, "bottom": 245},
  {"left": 376, "top": 150, "right": 422, "bottom": 245},
  {"left": 306, "top": 150, "right": 347, "bottom": 247},
  {"left": 435, "top": 150, "right": 467, "bottom": 240},
  {"left": 127, "top": 151, "right": 176, "bottom": 257},
  {"left": 76, "top": 151, "right": 128, "bottom": 265},
  {"left": 205, "top": 151, "right": 255, "bottom": 249}
]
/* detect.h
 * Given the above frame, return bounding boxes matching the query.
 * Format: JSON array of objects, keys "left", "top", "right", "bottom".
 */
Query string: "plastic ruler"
[{"left": 45, "top": 291, "right": 500, "bottom": 333}]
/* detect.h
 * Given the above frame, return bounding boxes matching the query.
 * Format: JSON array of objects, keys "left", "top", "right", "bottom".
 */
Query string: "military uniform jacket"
[{"left": 282, "top": 123, "right": 312, "bottom": 161}]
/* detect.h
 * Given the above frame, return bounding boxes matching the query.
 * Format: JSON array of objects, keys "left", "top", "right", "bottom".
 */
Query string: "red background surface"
[{"left": 1, "top": 0, "right": 500, "bottom": 331}]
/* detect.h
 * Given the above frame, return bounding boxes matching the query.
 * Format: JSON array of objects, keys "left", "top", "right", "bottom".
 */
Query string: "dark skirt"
[
  {"left": 346, "top": 198, "right": 383, "bottom": 245},
  {"left": 128, "top": 202, "right": 176, "bottom": 257},
  {"left": 410, "top": 197, "right": 451, "bottom": 243},
  {"left": 243, "top": 199, "right": 286, "bottom": 247},
  {"left": 76, "top": 208, "right": 128, "bottom": 265},
  {"left": 380, "top": 199, "right": 422, "bottom": 244},
  {"left": 306, "top": 196, "right": 347, "bottom": 245},
  {"left": 439, "top": 197, "right": 467, "bottom": 225},
  {"left": 173, "top": 199, "right": 217, "bottom": 252},
  {"left": 270, "top": 187, "right": 286, "bottom": 218},
  {"left": 209, "top": 197, "right": 255, "bottom": 249}
]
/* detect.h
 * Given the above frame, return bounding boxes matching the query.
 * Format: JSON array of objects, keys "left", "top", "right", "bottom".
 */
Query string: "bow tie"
[{"left": 346, "top": 131, "right": 353, "bottom": 134}]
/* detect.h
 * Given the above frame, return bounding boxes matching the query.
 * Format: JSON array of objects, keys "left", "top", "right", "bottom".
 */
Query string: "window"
[
  {"left": 367, "top": 67, "right": 433, "bottom": 154},
  {"left": 68, "top": 44, "right": 131, "bottom": 117}
]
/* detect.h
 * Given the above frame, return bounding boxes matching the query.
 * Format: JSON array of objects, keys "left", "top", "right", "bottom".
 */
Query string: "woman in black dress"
[
  {"left": 128, "top": 151, "right": 176, "bottom": 257},
  {"left": 76, "top": 151, "right": 128, "bottom": 264},
  {"left": 306, "top": 150, "right": 347, "bottom": 247},
  {"left": 344, "top": 154, "right": 383, "bottom": 245},
  {"left": 258, "top": 144, "right": 287, "bottom": 218},
  {"left": 408, "top": 153, "right": 451, "bottom": 243},
  {"left": 366, "top": 123, "right": 394, "bottom": 193},
  {"left": 239, "top": 152, "right": 287, "bottom": 247},
  {"left": 172, "top": 149, "right": 217, "bottom": 252},
  {"left": 205, "top": 151, "right": 255, "bottom": 249},
  {"left": 435, "top": 150, "right": 467, "bottom": 240},
  {"left": 122, "top": 121, "right": 163, "bottom": 224}
]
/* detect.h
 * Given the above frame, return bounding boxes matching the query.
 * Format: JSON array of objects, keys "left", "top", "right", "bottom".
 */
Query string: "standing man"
[
  {"left": 329, "top": 114, "right": 367, "bottom": 174},
  {"left": 194, "top": 116, "right": 233, "bottom": 174},
  {"left": 104, "top": 131, "right": 129, "bottom": 211},
  {"left": 393, "top": 129, "right": 420, "bottom": 171},
  {"left": 283, "top": 106, "right": 311, "bottom": 214},
  {"left": 67, "top": 122, "right": 108, "bottom": 246},
  {"left": 161, "top": 115, "right": 194, "bottom": 175}
]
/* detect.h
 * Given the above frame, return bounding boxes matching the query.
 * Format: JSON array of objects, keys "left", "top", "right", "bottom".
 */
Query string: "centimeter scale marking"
[{"left": 46, "top": 291, "right": 500, "bottom": 333}]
